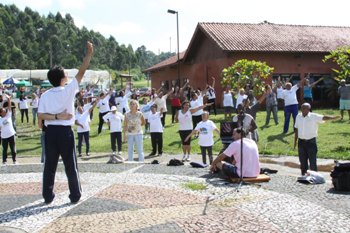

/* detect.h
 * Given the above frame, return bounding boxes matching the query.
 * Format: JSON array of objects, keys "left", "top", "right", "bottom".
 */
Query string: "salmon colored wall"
[{"left": 149, "top": 32, "right": 337, "bottom": 107}]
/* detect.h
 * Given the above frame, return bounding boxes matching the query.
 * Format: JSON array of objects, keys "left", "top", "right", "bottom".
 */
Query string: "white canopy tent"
[{"left": 0, "top": 69, "right": 110, "bottom": 88}]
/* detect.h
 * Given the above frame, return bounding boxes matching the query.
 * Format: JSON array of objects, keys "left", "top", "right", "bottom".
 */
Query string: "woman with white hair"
[{"left": 123, "top": 99, "right": 145, "bottom": 162}]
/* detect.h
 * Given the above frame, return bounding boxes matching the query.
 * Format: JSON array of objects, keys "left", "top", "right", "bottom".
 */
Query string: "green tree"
[
  {"left": 323, "top": 46, "right": 350, "bottom": 82},
  {"left": 221, "top": 59, "right": 274, "bottom": 95}
]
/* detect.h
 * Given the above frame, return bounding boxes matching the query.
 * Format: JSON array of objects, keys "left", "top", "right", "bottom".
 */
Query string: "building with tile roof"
[{"left": 144, "top": 22, "right": 350, "bottom": 107}]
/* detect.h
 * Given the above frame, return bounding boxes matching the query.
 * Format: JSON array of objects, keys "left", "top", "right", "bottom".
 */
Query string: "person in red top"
[{"left": 170, "top": 81, "right": 188, "bottom": 124}]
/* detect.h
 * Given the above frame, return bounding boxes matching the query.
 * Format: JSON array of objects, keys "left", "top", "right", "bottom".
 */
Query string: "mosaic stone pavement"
[{"left": 0, "top": 161, "right": 349, "bottom": 233}]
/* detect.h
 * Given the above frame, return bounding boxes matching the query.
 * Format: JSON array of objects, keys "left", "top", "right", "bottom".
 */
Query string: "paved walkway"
[{"left": 0, "top": 153, "right": 349, "bottom": 233}]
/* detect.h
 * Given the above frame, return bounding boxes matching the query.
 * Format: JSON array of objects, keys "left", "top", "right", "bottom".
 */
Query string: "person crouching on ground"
[
  {"left": 103, "top": 105, "right": 125, "bottom": 163},
  {"left": 210, "top": 128, "right": 260, "bottom": 178},
  {"left": 148, "top": 104, "right": 164, "bottom": 156},
  {"left": 185, "top": 111, "right": 220, "bottom": 165},
  {"left": 0, "top": 94, "right": 17, "bottom": 165},
  {"left": 123, "top": 99, "right": 145, "bottom": 162}
]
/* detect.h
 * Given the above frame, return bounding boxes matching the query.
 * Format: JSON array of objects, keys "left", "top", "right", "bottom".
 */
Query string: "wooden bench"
[{"left": 230, "top": 174, "right": 271, "bottom": 183}]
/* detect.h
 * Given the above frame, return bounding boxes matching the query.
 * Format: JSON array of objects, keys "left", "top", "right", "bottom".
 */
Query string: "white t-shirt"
[
  {"left": 148, "top": 112, "right": 163, "bottom": 133},
  {"left": 38, "top": 78, "right": 79, "bottom": 126},
  {"left": 195, "top": 120, "right": 217, "bottom": 147},
  {"left": 31, "top": 98, "right": 39, "bottom": 108},
  {"left": 223, "top": 92, "right": 234, "bottom": 107},
  {"left": 223, "top": 138, "right": 260, "bottom": 178},
  {"left": 154, "top": 95, "right": 168, "bottom": 112},
  {"left": 19, "top": 99, "right": 29, "bottom": 109},
  {"left": 294, "top": 112, "right": 324, "bottom": 140},
  {"left": 178, "top": 110, "right": 193, "bottom": 131},
  {"left": 140, "top": 101, "right": 153, "bottom": 120},
  {"left": 236, "top": 94, "right": 247, "bottom": 108},
  {"left": 0, "top": 111, "right": 16, "bottom": 138},
  {"left": 282, "top": 84, "right": 299, "bottom": 106},
  {"left": 207, "top": 87, "right": 216, "bottom": 100},
  {"left": 190, "top": 96, "right": 203, "bottom": 116},
  {"left": 75, "top": 110, "right": 91, "bottom": 133},
  {"left": 103, "top": 111, "right": 124, "bottom": 132},
  {"left": 97, "top": 94, "right": 111, "bottom": 113},
  {"left": 115, "top": 91, "right": 131, "bottom": 113},
  {"left": 276, "top": 87, "right": 284, "bottom": 99}
]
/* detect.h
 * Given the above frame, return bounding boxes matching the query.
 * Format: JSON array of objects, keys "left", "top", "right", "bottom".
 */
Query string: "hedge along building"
[{"left": 143, "top": 22, "right": 350, "bottom": 107}]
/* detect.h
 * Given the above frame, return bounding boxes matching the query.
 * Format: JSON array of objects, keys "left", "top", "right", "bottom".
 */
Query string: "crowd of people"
[{"left": 0, "top": 41, "right": 347, "bottom": 205}]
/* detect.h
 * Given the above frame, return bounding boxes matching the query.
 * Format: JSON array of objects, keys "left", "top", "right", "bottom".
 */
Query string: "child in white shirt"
[
  {"left": 103, "top": 106, "right": 125, "bottom": 157},
  {"left": 185, "top": 111, "right": 219, "bottom": 164}
]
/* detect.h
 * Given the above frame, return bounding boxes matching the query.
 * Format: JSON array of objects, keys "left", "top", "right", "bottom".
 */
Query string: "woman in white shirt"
[
  {"left": 115, "top": 90, "right": 132, "bottom": 114},
  {"left": 148, "top": 104, "right": 163, "bottom": 156},
  {"left": 31, "top": 93, "right": 39, "bottom": 125},
  {"left": 175, "top": 100, "right": 211, "bottom": 162},
  {"left": 18, "top": 94, "right": 29, "bottom": 124},
  {"left": 222, "top": 86, "right": 234, "bottom": 120},
  {"left": 0, "top": 95, "right": 16, "bottom": 164},
  {"left": 75, "top": 99, "right": 98, "bottom": 157}
]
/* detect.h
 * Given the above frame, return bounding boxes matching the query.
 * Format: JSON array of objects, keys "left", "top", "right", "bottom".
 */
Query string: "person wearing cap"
[
  {"left": 38, "top": 41, "right": 93, "bottom": 204},
  {"left": 147, "top": 104, "right": 163, "bottom": 156},
  {"left": 338, "top": 79, "right": 350, "bottom": 121},
  {"left": 103, "top": 105, "right": 125, "bottom": 163},
  {"left": 210, "top": 128, "right": 260, "bottom": 178},
  {"left": 75, "top": 97, "right": 99, "bottom": 157},
  {"left": 294, "top": 103, "right": 339, "bottom": 175}
]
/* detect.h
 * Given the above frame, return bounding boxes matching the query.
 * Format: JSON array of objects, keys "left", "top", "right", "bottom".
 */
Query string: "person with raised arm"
[
  {"left": 38, "top": 41, "right": 93, "bottom": 205},
  {"left": 0, "top": 94, "right": 17, "bottom": 165}
]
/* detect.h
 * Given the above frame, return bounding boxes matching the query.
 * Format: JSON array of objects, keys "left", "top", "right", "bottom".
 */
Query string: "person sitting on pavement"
[{"left": 210, "top": 128, "right": 260, "bottom": 178}]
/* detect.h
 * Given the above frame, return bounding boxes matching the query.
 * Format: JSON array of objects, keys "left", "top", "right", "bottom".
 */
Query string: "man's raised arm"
[{"left": 75, "top": 41, "right": 94, "bottom": 84}]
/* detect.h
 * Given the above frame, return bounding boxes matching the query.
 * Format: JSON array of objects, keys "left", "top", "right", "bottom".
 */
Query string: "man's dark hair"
[
  {"left": 47, "top": 65, "right": 65, "bottom": 87},
  {"left": 234, "top": 127, "right": 246, "bottom": 137}
]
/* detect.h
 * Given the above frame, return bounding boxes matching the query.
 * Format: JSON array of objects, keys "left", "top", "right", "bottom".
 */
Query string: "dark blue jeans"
[
  {"left": 283, "top": 104, "right": 298, "bottom": 133},
  {"left": 298, "top": 137, "right": 318, "bottom": 175}
]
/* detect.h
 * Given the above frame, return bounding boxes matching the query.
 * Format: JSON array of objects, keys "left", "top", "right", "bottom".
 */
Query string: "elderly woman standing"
[{"left": 123, "top": 99, "right": 145, "bottom": 162}]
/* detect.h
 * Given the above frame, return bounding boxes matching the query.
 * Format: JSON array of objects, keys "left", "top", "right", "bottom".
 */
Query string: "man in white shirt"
[
  {"left": 294, "top": 103, "right": 338, "bottom": 175},
  {"left": 210, "top": 128, "right": 260, "bottom": 178},
  {"left": 282, "top": 82, "right": 300, "bottom": 133},
  {"left": 38, "top": 41, "right": 93, "bottom": 205}
]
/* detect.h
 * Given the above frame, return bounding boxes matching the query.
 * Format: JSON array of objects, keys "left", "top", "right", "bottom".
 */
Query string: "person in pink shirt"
[{"left": 210, "top": 128, "right": 260, "bottom": 178}]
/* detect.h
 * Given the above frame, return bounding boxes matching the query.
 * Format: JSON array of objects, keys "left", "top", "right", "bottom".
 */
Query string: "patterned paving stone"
[
  {"left": 95, "top": 184, "right": 206, "bottom": 208},
  {"left": 62, "top": 197, "right": 143, "bottom": 216}
]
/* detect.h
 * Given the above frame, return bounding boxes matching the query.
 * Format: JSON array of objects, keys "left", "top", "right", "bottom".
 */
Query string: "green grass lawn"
[{"left": 15, "top": 107, "right": 350, "bottom": 160}]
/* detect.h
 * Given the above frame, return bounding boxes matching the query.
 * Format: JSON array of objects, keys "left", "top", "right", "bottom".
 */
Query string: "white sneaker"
[
  {"left": 186, "top": 155, "right": 191, "bottom": 161},
  {"left": 182, "top": 155, "right": 186, "bottom": 161},
  {"left": 118, "top": 151, "right": 122, "bottom": 155},
  {"left": 112, "top": 151, "right": 116, "bottom": 155}
]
